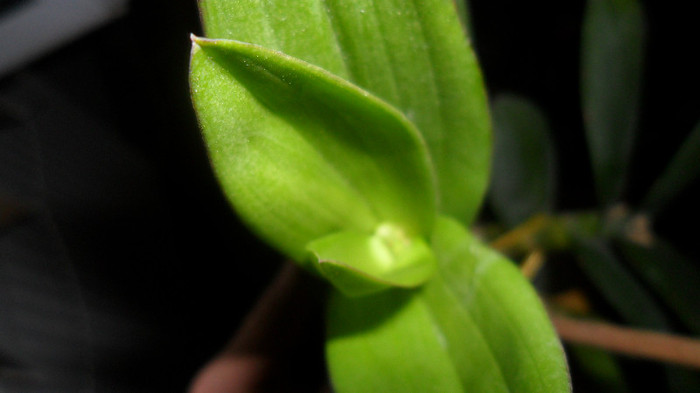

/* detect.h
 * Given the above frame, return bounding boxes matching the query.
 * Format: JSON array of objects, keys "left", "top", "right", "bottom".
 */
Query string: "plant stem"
[
  {"left": 489, "top": 206, "right": 653, "bottom": 258},
  {"left": 550, "top": 312, "right": 700, "bottom": 369},
  {"left": 489, "top": 214, "right": 551, "bottom": 255},
  {"left": 520, "top": 249, "right": 545, "bottom": 279}
]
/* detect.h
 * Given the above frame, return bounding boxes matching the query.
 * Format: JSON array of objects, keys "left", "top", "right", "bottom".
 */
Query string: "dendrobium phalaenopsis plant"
[{"left": 189, "top": 1, "right": 571, "bottom": 391}]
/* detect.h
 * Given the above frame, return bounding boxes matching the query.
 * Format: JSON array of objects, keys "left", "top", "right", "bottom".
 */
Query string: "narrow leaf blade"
[
  {"left": 190, "top": 37, "right": 435, "bottom": 261},
  {"left": 642, "top": 120, "right": 700, "bottom": 216},
  {"left": 573, "top": 237, "right": 668, "bottom": 329},
  {"left": 581, "top": 0, "right": 645, "bottom": 205},
  {"left": 489, "top": 94, "right": 556, "bottom": 227},
  {"left": 618, "top": 238, "right": 700, "bottom": 333}
]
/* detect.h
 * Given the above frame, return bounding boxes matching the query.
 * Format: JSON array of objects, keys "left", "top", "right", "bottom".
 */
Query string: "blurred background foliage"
[
  {"left": 478, "top": 0, "right": 700, "bottom": 391},
  {"left": 0, "top": 0, "right": 697, "bottom": 392}
]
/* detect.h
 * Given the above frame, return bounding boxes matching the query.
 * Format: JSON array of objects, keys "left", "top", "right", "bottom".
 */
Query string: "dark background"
[
  {"left": 0, "top": 0, "right": 697, "bottom": 391},
  {"left": 470, "top": 0, "right": 699, "bottom": 259}
]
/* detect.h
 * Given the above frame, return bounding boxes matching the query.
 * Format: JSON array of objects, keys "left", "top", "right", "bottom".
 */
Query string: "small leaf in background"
[
  {"left": 617, "top": 238, "right": 700, "bottom": 334},
  {"left": 198, "top": 0, "right": 492, "bottom": 225},
  {"left": 489, "top": 94, "right": 556, "bottom": 227},
  {"left": 568, "top": 345, "right": 627, "bottom": 392},
  {"left": 326, "top": 216, "right": 571, "bottom": 393},
  {"left": 573, "top": 236, "right": 668, "bottom": 330},
  {"left": 574, "top": 240, "right": 700, "bottom": 393},
  {"left": 306, "top": 225, "right": 436, "bottom": 297},
  {"left": 641, "top": 120, "right": 700, "bottom": 217},
  {"left": 190, "top": 37, "right": 435, "bottom": 262},
  {"left": 581, "top": 0, "right": 645, "bottom": 206}
]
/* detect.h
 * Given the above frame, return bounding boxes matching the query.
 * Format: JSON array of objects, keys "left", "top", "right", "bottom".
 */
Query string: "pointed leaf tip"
[{"left": 190, "top": 37, "right": 436, "bottom": 261}]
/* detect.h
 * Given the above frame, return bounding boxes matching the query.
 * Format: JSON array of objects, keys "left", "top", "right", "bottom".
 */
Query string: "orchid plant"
[{"left": 188, "top": 0, "right": 571, "bottom": 391}]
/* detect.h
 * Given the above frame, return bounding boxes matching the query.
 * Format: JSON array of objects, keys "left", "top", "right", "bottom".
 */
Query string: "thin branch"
[
  {"left": 489, "top": 215, "right": 550, "bottom": 255},
  {"left": 551, "top": 311, "right": 700, "bottom": 369},
  {"left": 520, "top": 249, "right": 545, "bottom": 279}
]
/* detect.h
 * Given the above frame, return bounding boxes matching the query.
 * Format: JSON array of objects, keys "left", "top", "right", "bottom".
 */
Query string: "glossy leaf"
[
  {"left": 581, "top": 0, "right": 645, "bottom": 205},
  {"left": 326, "top": 217, "right": 571, "bottom": 392},
  {"left": 618, "top": 238, "right": 700, "bottom": 333},
  {"left": 190, "top": 37, "right": 435, "bottom": 262},
  {"left": 573, "top": 237, "right": 668, "bottom": 329},
  {"left": 306, "top": 226, "right": 436, "bottom": 297},
  {"left": 198, "top": 0, "right": 492, "bottom": 224},
  {"left": 489, "top": 94, "right": 556, "bottom": 227},
  {"left": 641, "top": 120, "right": 700, "bottom": 217}
]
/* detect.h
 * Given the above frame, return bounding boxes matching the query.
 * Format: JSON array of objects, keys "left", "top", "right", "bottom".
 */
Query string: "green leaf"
[
  {"left": 617, "top": 238, "right": 700, "bottom": 333},
  {"left": 306, "top": 225, "right": 436, "bottom": 297},
  {"left": 568, "top": 345, "right": 627, "bottom": 392},
  {"left": 326, "top": 289, "right": 465, "bottom": 392},
  {"left": 489, "top": 94, "right": 556, "bottom": 227},
  {"left": 326, "top": 216, "right": 571, "bottom": 392},
  {"left": 190, "top": 37, "right": 435, "bottom": 262},
  {"left": 573, "top": 237, "right": 669, "bottom": 329},
  {"left": 579, "top": 239, "right": 700, "bottom": 390},
  {"left": 198, "top": 0, "right": 350, "bottom": 77},
  {"left": 666, "top": 367, "right": 700, "bottom": 393},
  {"left": 453, "top": 0, "right": 475, "bottom": 41},
  {"left": 198, "top": 0, "right": 491, "bottom": 224},
  {"left": 581, "top": 0, "right": 645, "bottom": 206},
  {"left": 641, "top": 120, "right": 700, "bottom": 217}
]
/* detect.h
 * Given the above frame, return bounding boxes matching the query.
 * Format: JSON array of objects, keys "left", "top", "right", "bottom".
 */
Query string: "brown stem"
[
  {"left": 188, "top": 262, "right": 326, "bottom": 393},
  {"left": 489, "top": 215, "right": 550, "bottom": 255},
  {"left": 551, "top": 312, "right": 700, "bottom": 369},
  {"left": 520, "top": 249, "right": 545, "bottom": 279}
]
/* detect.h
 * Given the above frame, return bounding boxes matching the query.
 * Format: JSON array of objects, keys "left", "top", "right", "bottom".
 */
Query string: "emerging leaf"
[
  {"left": 307, "top": 224, "right": 436, "bottom": 297},
  {"left": 326, "top": 216, "right": 571, "bottom": 392},
  {"left": 490, "top": 94, "right": 556, "bottom": 227},
  {"left": 581, "top": 0, "right": 645, "bottom": 205}
]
